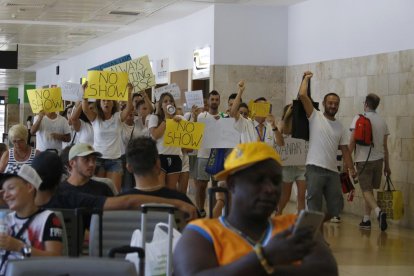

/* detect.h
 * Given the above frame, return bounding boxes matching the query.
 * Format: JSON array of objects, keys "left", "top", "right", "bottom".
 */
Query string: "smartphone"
[{"left": 292, "top": 210, "right": 325, "bottom": 239}]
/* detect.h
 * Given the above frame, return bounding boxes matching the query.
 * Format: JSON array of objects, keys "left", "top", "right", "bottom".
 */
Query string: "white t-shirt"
[
  {"left": 34, "top": 114, "right": 71, "bottom": 152},
  {"left": 307, "top": 110, "right": 347, "bottom": 172},
  {"left": 77, "top": 120, "right": 94, "bottom": 146},
  {"left": 92, "top": 112, "right": 123, "bottom": 159},
  {"left": 234, "top": 116, "right": 275, "bottom": 147},
  {"left": 350, "top": 111, "right": 389, "bottom": 162},
  {"left": 133, "top": 116, "right": 149, "bottom": 137},
  {"left": 147, "top": 114, "right": 183, "bottom": 156}
]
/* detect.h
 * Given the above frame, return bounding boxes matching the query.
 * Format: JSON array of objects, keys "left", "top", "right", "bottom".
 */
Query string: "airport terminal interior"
[{"left": 0, "top": 0, "right": 413, "bottom": 275}]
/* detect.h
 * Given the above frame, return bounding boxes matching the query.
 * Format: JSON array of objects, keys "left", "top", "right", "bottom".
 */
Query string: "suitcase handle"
[{"left": 141, "top": 203, "right": 176, "bottom": 214}]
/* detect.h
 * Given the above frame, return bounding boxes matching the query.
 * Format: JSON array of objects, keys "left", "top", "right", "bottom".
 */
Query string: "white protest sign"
[
  {"left": 185, "top": 90, "right": 204, "bottom": 108},
  {"left": 60, "top": 82, "right": 83, "bottom": 101},
  {"left": 154, "top": 83, "right": 181, "bottom": 101},
  {"left": 274, "top": 137, "right": 308, "bottom": 166},
  {"left": 198, "top": 117, "right": 240, "bottom": 148}
]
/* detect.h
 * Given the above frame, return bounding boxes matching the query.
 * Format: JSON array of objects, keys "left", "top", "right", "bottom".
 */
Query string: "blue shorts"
[
  {"left": 305, "top": 165, "right": 343, "bottom": 217},
  {"left": 95, "top": 157, "right": 123, "bottom": 174}
]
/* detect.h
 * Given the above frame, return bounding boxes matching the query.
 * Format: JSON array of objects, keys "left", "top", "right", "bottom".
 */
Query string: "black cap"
[{"left": 31, "top": 151, "right": 63, "bottom": 191}]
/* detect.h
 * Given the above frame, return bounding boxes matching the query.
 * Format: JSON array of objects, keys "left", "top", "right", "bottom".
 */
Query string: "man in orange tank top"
[{"left": 174, "top": 142, "right": 338, "bottom": 275}]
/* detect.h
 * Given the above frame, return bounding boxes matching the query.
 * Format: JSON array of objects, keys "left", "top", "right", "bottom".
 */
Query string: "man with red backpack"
[{"left": 349, "top": 93, "right": 391, "bottom": 231}]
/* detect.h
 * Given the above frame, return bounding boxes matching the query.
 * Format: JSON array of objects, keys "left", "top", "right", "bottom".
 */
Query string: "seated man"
[
  {"left": 119, "top": 137, "right": 194, "bottom": 207},
  {"left": 174, "top": 142, "right": 338, "bottom": 275},
  {"left": 31, "top": 151, "right": 197, "bottom": 219},
  {"left": 0, "top": 165, "right": 63, "bottom": 274},
  {"left": 60, "top": 143, "right": 114, "bottom": 197}
]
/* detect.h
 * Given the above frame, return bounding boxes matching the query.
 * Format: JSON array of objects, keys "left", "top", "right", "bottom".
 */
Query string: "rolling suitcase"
[{"left": 141, "top": 203, "right": 177, "bottom": 276}]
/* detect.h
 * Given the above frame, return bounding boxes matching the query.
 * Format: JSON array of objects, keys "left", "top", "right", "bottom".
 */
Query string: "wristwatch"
[{"left": 21, "top": 244, "right": 32, "bottom": 258}]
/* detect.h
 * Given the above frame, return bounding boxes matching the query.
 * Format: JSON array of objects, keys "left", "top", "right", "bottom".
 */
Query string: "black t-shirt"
[
  {"left": 41, "top": 189, "right": 106, "bottom": 210},
  {"left": 118, "top": 187, "right": 195, "bottom": 206},
  {"left": 60, "top": 179, "right": 114, "bottom": 197}
]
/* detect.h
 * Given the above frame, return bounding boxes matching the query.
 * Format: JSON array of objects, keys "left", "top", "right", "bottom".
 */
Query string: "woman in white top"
[
  {"left": 275, "top": 104, "right": 307, "bottom": 215},
  {"left": 82, "top": 82, "right": 133, "bottom": 192},
  {"left": 148, "top": 92, "right": 184, "bottom": 190}
]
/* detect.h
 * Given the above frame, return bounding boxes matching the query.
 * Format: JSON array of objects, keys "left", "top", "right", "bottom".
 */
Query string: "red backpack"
[{"left": 354, "top": 114, "right": 373, "bottom": 146}]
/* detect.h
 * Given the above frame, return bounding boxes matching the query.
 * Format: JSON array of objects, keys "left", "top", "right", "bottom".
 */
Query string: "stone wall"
[
  {"left": 286, "top": 49, "right": 414, "bottom": 228},
  {"left": 211, "top": 65, "right": 286, "bottom": 115}
]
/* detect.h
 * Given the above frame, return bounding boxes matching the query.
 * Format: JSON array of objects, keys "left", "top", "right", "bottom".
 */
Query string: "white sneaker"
[{"left": 330, "top": 216, "right": 341, "bottom": 223}]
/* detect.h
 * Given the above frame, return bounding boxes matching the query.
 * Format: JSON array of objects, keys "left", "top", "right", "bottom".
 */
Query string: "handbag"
[
  {"left": 377, "top": 176, "right": 404, "bottom": 220},
  {"left": 205, "top": 148, "right": 226, "bottom": 175},
  {"left": 340, "top": 172, "right": 355, "bottom": 202},
  {"left": 291, "top": 77, "right": 319, "bottom": 141},
  {"left": 126, "top": 222, "right": 181, "bottom": 276}
]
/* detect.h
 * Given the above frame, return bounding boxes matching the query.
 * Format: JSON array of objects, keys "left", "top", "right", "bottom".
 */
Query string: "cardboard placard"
[
  {"left": 104, "top": 55, "right": 155, "bottom": 93},
  {"left": 84, "top": 71, "right": 129, "bottom": 101},
  {"left": 27, "top": 87, "right": 64, "bottom": 113},
  {"left": 164, "top": 119, "right": 205, "bottom": 150}
]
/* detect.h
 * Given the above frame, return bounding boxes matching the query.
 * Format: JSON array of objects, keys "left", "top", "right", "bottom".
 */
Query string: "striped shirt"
[{"left": 5, "top": 147, "right": 36, "bottom": 174}]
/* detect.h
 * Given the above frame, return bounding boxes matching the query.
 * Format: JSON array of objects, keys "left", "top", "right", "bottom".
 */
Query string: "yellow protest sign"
[
  {"left": 164, "top": 119, "right": 205, "bottom": 150},
  {"left": 27, "top": 88, "right": 64, "bottom": 113},
  {"left": 104, "top": 55, "right": 156, "bottom": 93},
  {"left": 249, "top": 100, "right": 271, "bottom": 118},
  {"left": 84, "top": 71, "right": 129, "bottom": 101}
]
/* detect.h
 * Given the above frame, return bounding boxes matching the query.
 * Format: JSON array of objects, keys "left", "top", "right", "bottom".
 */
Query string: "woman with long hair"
[
  {"left": 147, "top": 92, "right": 185, "bottom": 190},
  {"left": 82, "top": 82, "right": 133, "bottom": 192},
  {"left": 0, "top": 124, "right": 38, "bottom": 173},
  {"left": 275, "top": 104, "right": 307, "bottom": 215}
]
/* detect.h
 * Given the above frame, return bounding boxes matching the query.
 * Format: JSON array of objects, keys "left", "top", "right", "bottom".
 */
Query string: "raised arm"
[
  {"left": 120, "top": 83, "right": 134, "bottom": 122},
  {"left": 298, "top": 71, "right": 314, "bottom": 118},
  {"left": 81, "top": 82, "right": 97, "bottom": 122},
  {"left": 30, "top": 112, "right": 45, "bottom": 135},
  {"left": 142, "top": 90, "right": 154, "bottom": 114},
  {"left": 229, "top": 80, "right": 245, "bottom": 120},
  {"left": 69, "top": 101, "right": 82, "bottom": 132}
]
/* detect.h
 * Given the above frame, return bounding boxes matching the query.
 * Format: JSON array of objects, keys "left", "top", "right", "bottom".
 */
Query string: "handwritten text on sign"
[
  {"left": 154, "top": 83, "right": 181, "bottom": 101},
  {"left": 164, "top": 119, "right": 205, "bottom": 150},
  {"left": 104, "top": 55, "right": 155, "bottom": 93},
  {"left": 185, "top": 90, "right": 204, "bottom": 108},
  {"left": 85, "top": 71, "right": 129, "bottom": 101},
  {"left": 274, "top": 137, "right": 309, "bottom": 166},
  {"left": 60, "top": 82, "right": 83, "bottom": 101},
  {"left": 27, "top": 88, "right": 64, "bottom": 113}
]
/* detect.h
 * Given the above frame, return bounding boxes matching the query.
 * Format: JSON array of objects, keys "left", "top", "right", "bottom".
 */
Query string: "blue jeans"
[{"left": 305, "top": 165, "right": 343, "bottom": 217}]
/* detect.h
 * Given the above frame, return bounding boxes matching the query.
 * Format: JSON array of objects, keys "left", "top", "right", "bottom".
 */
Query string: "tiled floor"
[{"left": 324, "top": 213, "right": 414, "bottom": 276}]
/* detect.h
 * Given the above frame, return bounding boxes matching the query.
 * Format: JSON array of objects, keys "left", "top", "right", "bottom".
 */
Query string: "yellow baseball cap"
[{"left": 214, "top": 142, "right": 282, "bottom": 181}]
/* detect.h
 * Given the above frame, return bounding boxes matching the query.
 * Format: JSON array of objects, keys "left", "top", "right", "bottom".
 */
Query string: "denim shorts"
[
  {"left": 95, "top": 157, "right": 123, "bottom": 174},
  {"left": 305, "top": 165, "right": 343, "bottom": 217},
  {"left": 282, "top": 165, "right": 306, "bottom": 183}
]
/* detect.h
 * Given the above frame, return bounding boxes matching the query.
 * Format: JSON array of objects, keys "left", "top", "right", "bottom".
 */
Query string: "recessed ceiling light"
[{"left": 109, "top": 11, "right": 140, "bottom": 16}]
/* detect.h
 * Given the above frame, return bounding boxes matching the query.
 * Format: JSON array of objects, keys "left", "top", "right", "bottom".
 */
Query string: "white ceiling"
[{"left": 0, "top": 0, "right": 306, "bottom": 92}]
